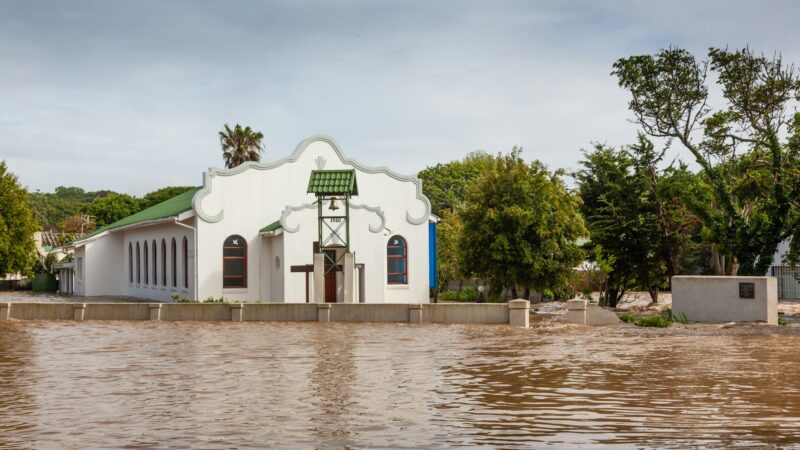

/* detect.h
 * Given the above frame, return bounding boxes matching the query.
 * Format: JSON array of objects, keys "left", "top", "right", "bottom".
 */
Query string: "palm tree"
[{"left": 218, "top": 123, "right": 265, "bottom": 169}]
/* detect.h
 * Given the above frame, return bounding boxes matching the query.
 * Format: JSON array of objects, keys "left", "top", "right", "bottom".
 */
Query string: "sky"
[{"left": 1, "top": 0, "right": 799, "bottom": 195}]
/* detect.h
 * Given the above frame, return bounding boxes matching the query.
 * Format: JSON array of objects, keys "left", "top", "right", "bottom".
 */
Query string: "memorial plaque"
[{"left": 739, "top": 282, "right": 755, "bottom": 299}]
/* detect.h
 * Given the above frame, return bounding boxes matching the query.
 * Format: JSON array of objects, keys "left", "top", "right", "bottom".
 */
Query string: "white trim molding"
[{"left": 192, "top": 134, "right": 432, "bottom": 225}]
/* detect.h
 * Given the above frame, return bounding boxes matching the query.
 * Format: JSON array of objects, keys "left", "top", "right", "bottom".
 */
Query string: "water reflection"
[
  {"left": 0, "top": 321, "right": 799, "bottom": 448},
  {"left": 0, "top": 323, "right": 37, "bottom": 450}
]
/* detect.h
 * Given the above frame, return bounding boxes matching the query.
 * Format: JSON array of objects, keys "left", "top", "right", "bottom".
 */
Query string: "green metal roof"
[
  {"left": 307, "top": 169, "right": 358, "bottom": 196},
  {"left": 260, "top": 220, "right": 282, "bottom": 233},
  {"left": 74, "top": 187, "right": 201, "bottom": 244}
]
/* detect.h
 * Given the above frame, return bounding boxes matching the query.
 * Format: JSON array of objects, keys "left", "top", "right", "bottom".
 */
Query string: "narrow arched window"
[
  {"left": 152, "top": 240, "right": 157, "bottom": 284},
  {"left": 182, "top": 236, "right": 189, "bottom": 289},
  {"left": 387, "top": 235, "right": 407, "bottom": 284},
  {"left": 143, "top": 243, "right": 149, "bottom": 284},
  {"left": 129, "top": 242, "right": 133, "bottom": 283},
  {"left": 171, "top": 237, "right": 177, "bottom": 287},
  {"left": 136, "top": 242, "right": 141, "bottom": 284},
  {"left": 223, "top": 235, "right": 247, "bottom": 288},
  {"left": 161, "top": 239, "right": 167, "bottom": 286}
]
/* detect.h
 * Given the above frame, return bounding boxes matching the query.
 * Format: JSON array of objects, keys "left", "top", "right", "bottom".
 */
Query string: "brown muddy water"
[{"left": 1, "top": 321, "right": 799, "bottom": 449}]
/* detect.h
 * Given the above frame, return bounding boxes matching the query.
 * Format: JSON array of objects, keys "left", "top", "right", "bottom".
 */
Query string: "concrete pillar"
[
  {"left": 73, "top": 303, "right": 86, "bottom": 321},
  {"left": 149, "top": 304, "right": 162, "bottom": 321},
  {"left": 566, "top": 299, "right": 588, "bottom": 325},
  {"left": 508, "top": 299, "right": 530, "bottom": 327},
  {"left": 317, "top": 303, "right": 331, "bottom": 323},
  {"left": 231, "top": 303, "right": 244, "bottom": 322},
  {"left": 313, "top": 253, "right": 325, "bottom": 303},
  {"left": 342, "top": 253, "right": 355, "bottom": 303},
  {"left": 0, "top": 303, "right": 10, "bottom": 321},
  {"left": 409, "top": 304, "right": 423, "bottom": 324}
]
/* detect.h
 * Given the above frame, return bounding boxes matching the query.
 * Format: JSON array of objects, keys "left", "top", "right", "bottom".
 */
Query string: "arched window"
[
  {"left": 143, "top": 243, "right": 149, "bottom": 284},
  {"left": 171, "top": 237, "right": 177, "bottom": 287},
  {"left": 128, "top": 242, "right": 133, "bottom": 283},
  {"left": 223, "top": 235, "right": 247, "bottom": 288},
  {"left": 387, "top": 235, "right": 407, "bottom": 284},
  {"left": 152, "top": 240, "right": 157, "bottom": 284},
  {"left": 161, "top": 239, "right": 167, "bottom": 286},
  {"left": 136, "top": 242, "right": 141, "bottom": 284},
  {"left": 182, "top": 236, "right": 189, "bottom": 289}
]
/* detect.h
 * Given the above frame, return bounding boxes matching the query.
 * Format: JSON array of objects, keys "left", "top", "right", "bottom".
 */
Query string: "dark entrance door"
[{"left": 324, "top": 250, "right": 337, "bottom": 303}]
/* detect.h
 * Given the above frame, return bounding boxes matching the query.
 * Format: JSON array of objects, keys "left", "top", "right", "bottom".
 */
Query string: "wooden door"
[{"left": 324, "top": 250, "right": 337, "bottom": 303}]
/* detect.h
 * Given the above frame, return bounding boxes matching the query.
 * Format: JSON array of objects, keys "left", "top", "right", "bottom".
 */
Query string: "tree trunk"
[
  {"left": 458, "top": 279, "right": 463, "bottom": 292},
  {"left": 648, "top": 287, "right": 659, "bottom": 306},
  {"left": 510, "top": 286, "right": 518, "bottom": 299},
  {"left": 522, "top": 287, "right": 530, "bottom": 300},
  {"left": 711, "top": 247, "right": 723, "bottom": 275}
]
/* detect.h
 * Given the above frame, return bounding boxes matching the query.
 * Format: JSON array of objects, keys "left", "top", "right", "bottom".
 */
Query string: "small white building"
[{"left": 68, "top": 135, "right": 437, "bottom": 303}]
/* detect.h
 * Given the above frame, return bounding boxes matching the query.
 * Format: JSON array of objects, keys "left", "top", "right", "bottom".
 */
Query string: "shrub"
[
  {"left": 439, "top": 287, "right": 477, "bottom": 302},
  {"left": 618, "top": 312, "right": 636, "bottom": 323},
  {"left": 635, "top": 314, "right": 671, "bottom": 328},
  {"left": 618, "top": 309, "right": 687, "bottom": 327}
]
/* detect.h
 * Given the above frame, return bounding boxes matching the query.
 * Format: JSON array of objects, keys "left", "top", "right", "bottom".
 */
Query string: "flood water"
[{"left": 1, "top": 321, "right": 799, "bottom": 449}]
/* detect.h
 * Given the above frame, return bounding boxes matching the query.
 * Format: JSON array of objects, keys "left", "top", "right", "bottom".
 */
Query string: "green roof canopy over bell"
[{"left": 307, "top": 169, "right": 358, "bottom": 196}]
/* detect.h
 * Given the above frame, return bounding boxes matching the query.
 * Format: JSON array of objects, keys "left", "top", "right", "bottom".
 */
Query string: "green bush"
[
  {"left": 618, "top": 309, "right": 686, "bottom": 327},
  {"left": 618, "top": 312, "right": 636, "bottom": 323},
  {"left": 439, "top": 287, "right": 477, "bottom": 302},
  {"left": 635, "top": 314, "right": 671, "bottom": 327}
]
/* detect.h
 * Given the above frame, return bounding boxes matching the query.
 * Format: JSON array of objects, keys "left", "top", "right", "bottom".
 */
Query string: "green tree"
[
  {"left": 612, "top": 46, "right": 800, "bottom": 275},
  {"left": 28, "top": 186, "right": 92, "bottom": 229},
  {"left": 0, "top": 161, "right": 38, "bottom": 276},
  {"left": 219, "top": 123, "right": 265, "bottom": 169},
  {"left": 459, "top": 148, "right": 586, "bottom": 299},
  {"left": 435, "top": 210, "right": 466, "bottom": 294},
  {"left": 419, "top": 152, "right": 495, "bottom": 294},
  {"left": 81, "top": 193, "right": 142, "bottom": 227},
  {"left": 576, "top": 136, "right": 705, "bottom": 306},
  {"left": 418, "top": 151, "right": 495, "bottom": 217},
  {"left": 140, "top": 186, "right": 195, "bottom": 209}
]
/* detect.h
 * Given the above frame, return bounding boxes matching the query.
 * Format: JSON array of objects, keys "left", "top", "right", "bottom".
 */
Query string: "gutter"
[{"left": 72, "top": 216, "right": 187, "bottom": 247}]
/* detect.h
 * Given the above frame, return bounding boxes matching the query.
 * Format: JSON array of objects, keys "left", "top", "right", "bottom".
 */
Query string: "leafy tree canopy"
[
  {"left": 81, "top": 192, "right": 142, "bottom": 227},
  {"left": 140, "top": 186, "right": 195, "bottom": 209},
  {"left": 418, "top": 151, "right": 495, "bottom": 217},
  {"left": 219, "top": 123, "right": 265, "bottom": 169},
  {"left": 0, "top": 161, "right": 38, "bottom": 276},
  {"left": 613, "top": 46, "right": 800, "bottom": 275},
  {"left": 576, "top": 135, "right": 706, "bottom": 306},
  {"left": 459, "top": 148, "right": 587, "bottom": 299}
]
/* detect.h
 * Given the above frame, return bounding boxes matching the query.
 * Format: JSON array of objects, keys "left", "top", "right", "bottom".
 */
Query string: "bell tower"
[{"left": 307, "top": 169, "right": 358, "bottom": 303}]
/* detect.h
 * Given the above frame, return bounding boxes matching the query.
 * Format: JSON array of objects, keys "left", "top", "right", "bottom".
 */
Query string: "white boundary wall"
[
  {"left": 672, "top": 276, "right": 778, "bottom": 324},
  {"left": 0, "top": 300, "right": 531, "bottom": 327}
]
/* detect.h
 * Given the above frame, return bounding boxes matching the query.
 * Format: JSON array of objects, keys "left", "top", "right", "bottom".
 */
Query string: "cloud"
[{"left": 1, "top": 0, "right": 798, "bottom": 194}]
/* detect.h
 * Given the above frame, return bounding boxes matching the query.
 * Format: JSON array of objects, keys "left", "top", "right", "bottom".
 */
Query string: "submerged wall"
[{"left": 0, "top": 300, "right": 530, "bottom": 327}]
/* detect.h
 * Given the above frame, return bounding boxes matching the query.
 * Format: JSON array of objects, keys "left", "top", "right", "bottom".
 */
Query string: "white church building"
[{"left": 65, "top": 135, "right": 438, "bottom": 303}]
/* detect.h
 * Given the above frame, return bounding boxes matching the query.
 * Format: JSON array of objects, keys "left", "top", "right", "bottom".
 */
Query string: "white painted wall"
[
  {"left": 194, "top": 136, "right": 431, "bottom": 303},
  {"left": 73, "top": 246, "right": 85, "bottom": 296},
  {"left": 83, "top": 233, "right": 125, "bottom": 296},
  {"left": 121, "top": 221, "right": 195, "bottom": 302}
]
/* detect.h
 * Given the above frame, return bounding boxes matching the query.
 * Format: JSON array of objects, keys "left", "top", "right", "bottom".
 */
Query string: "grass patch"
[
  {"left": 618, "top": 312, "right": 636, "bottom": 324},
  {"left": 617, "top": 309, "right": 688, "bottom": 328}
]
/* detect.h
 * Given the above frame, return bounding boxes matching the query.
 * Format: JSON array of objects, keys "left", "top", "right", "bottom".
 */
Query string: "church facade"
[{"left": 68, "top": 135, "right": 437, "bottom": 303}]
